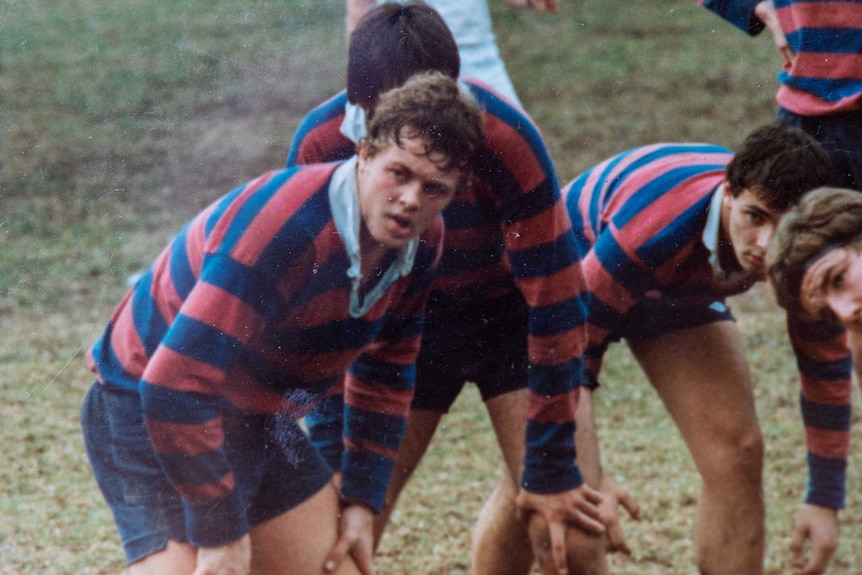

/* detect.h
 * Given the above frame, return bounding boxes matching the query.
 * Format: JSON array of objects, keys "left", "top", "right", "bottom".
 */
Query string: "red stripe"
[
  {"left": 147, "top": 417, "right": 224, "bottom": 456},
  {"left": 175, "top": 472, "right": 236, "bottom": 503},
  {"left": 527, "top": 389, "right": 578, "bottom": 424},
  {"left": 345, "top": 377, "right": 413, "bottom": 418},
  {"left": 805, "top": 427, "right": 851, "bottom": 459}
]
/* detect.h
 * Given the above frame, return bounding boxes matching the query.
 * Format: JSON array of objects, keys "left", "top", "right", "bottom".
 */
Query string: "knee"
[{"left": 701, "top": 425, "right": 764, "bottom": 485}]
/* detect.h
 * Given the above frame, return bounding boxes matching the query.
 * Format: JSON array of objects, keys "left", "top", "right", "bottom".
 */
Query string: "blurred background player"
[
  {"left": 700, "top": 0, "right": 862, "bottom": 191},
  {"left": 290, "top": 3, "right": 608, "bottom": 574}
]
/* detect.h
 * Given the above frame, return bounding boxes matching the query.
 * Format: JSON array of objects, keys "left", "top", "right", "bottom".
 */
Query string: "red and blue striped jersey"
[
  {"left": 287, "top": 78, "right": 588, "bottom": 493},
  {"left": 566, "top": 142, "right": 852, "bottom": 508},
  {"left": 700, "top": 0, "right": 862, "bottom": 115},
  {"left": 86, "top": 162, "right": 444, "bottom": 546}
]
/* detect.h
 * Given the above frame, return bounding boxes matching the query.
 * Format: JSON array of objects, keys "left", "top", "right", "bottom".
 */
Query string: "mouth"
[
  {"left": 388, "top": 214, "right": 413, "bottom": 237},
  {"left": 747, "top": 253, "right": 765, "bottom": 270}
]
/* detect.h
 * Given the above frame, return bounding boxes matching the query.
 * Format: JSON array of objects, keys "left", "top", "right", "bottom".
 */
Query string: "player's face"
[
  {"left": 356, "top": 131, "right": 461, "bottom": 249},
  {"left": 801, "top": 246, "right": 862, "bottom": 333},
  {"left": 722, "top": 186, "right": 782, "bottom": 278}
]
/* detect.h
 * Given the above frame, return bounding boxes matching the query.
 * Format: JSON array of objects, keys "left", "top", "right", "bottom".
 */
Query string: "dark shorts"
[
  {"left": 412, "top": 293, "right": 529, "bottom": 412},
  {"left": 617, "top": 298, "right": 735, "bottom": 342},
  {"left": 81, "top": 382, "right": 332, "bottom": 565},
  {"left": 778, "top": 107, "right": 862, "bottom": 192}
]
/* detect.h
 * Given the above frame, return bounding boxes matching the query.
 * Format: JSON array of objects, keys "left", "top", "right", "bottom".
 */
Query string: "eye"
[
  {"left": 745, "top": 210, "right": 766, "bottom": 224},
  {"left": 423, "top": 183, "right": 448, "bottom": 198},
  {"left": 389, "top": 167, "right": 408, "bottom": 182},
  {"left": 832, "top": 271, "right": 845, "bottom": 290}
]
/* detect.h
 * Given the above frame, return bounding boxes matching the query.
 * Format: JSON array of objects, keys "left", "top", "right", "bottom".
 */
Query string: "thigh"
[
  {"left": 627, "top": 321, "right": 760, "bottom": 471},
  {"left": 250, "top": 480, "right": 363, "bottom": 575}
]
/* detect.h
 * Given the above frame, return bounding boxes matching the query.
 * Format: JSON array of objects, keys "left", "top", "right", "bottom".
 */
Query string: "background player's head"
[
  {"left": 356, "top": 71, "right": 485, "bottom": 248},
  {"left": 347, "top": 1, "right": 460, "bottom": 109},
  {"left": 767, "top": 187, "right": 862, "bottom": 324},
  {"left": 725, "top": 122, "right": 831, "bottom": 212}
]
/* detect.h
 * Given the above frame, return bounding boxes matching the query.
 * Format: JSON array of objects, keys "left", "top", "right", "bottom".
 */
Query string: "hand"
[
  {"left": 789, "top": 504, "right": 839, "bottom": 575},
  {"left": 323, "top": 503, "right": 376, "bottom": 575},
  {"left": 499, "top": 0, "right": 559, "bottom": 14},
  {"left": 193, "top": 535, "right": 251, "bottom": 575},
  {"left": 516, "top": 485, "right": 604, "bottom": 574},
  {"left": 598, "top": 475, "right": 641, "bottom": 555},
  {"left": 754, "top": 0, "right": 794, "bottom": 67}
]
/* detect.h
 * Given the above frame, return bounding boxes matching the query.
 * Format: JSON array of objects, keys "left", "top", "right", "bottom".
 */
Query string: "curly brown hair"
[
  {"left": 364, "top": 71, "right": 485, "bottom": 191},
  {"left": 767, "top": 186, "right": 862, "bottom": 312}
]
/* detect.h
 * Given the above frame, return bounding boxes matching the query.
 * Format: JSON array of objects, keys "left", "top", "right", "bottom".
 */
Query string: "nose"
[
  {"left": 757, "top": 225, "right": 775, "bottom": 251},
  {"left": 830, "top": 292, "right": 861, "bottom": 325},
  {"left": 398, "top": 181, "right": 422, "bottom": 210}
]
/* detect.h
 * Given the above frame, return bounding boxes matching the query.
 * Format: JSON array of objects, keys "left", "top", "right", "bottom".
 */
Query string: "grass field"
[{"left": 1, "top": 0, "right": 860, "bottom": 573}]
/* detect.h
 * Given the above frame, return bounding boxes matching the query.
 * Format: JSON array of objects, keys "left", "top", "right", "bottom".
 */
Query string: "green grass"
[{"left": 1, "top": 0, "right": 859, "bottom": 573}]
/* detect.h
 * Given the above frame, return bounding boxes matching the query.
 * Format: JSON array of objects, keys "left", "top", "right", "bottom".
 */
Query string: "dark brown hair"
[{"left": 347, "top": 1, "right": 460, "bottom": 108}]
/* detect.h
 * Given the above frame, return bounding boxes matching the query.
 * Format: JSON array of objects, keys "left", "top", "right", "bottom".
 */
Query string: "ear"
[
  {"left": 357, "top": 140, "right": 370, "bottom": 173},
  {"left": 721, "top": 177, "right": 734, "bottom": 207}
]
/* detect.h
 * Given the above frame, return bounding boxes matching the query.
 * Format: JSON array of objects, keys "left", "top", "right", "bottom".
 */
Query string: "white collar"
[
  {"left": 702, "top": 183, "right": 752, "bottom": 285},
  {"left": 340, "top": 79, "right": 476, "bottom": 144},
  {"left": 329, "top": 157, "right": 419, "bottom": 317}
]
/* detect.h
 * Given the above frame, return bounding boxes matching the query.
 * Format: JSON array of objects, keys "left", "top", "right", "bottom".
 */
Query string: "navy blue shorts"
[
  {"left": 412, "top": 293, "right": 529, "bottom": 412},
  {"left": 778, "top": 107, "right": 862, "bottom": 192},
  {"left": 81, "top": 382, "right": 332, "bottom": 565},
  {"left": 616, "top": 298, "right": 735, "bottom": 342}
]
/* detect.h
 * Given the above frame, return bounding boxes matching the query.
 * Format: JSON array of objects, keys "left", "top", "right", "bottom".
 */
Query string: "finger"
[
  {"left": 352, "top": 545, "right": 376, "bottom": 575},
  {"left": 323, "top": 536, "right": 352, "bottom": 573},
  {"left": 605, "top": 525, "right": 631, "bottom": 555},
  {"left": 617, "top": 489, "right": 641, "bottom": 521},
  {"left": 547, "top": 520, "right": 569, "bottom": 575}
]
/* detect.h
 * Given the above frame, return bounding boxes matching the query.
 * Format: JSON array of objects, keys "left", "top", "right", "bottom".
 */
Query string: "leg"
[
  {"left": 472, "top": 389, "right": 533, "bottom": 575},
  {"left": 373, "top": 408, "right": 444, "bottom": 549},
  {"left": 128, "top": 541, "right": 196, "bottom": 575},
  {"left": 250, "top": 480, "right": 366, "bottom": 575},
  {"left": 628, "top": 321, "right": 765, "bottom": 575}
]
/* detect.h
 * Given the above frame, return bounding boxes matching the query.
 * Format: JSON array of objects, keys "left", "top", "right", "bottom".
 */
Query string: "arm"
[
  {"left": 476, "top": 92, "right": 603, "bottom": 570},
  {"left": 697, "top": 0, "right": 766, "bottom": 35},
  {"left": 753, "top": 1, "right": 794, "bottom": 66},
  {"left": 346, "top": 0, "right": 376, "bottom": 37},
  {"left": 785, "top": 312, "right": 852, "bottom": 575}
]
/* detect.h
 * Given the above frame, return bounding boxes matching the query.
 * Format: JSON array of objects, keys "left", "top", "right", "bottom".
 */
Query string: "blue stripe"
[
  {"left": 169, "top": 224, "right": 197, "bottom": 302},
  {"left": 785, "top": 27, "right": 862, "bottom": 55},
  {"left": 594, "top": 233, "right": 648, "bottom": 296},
  {"left": 500, "top": 179, "right": 560, "bottom": 224},
  {"left": 343, "top": 405, "right": 407, "bottom": 454},
  {"left": 781, "top": 74, "right": 862, "bottom": 105},
  {"left": 442, "top": 196, "right": 498, "bottom": 230},
  {"left": 611, "top": 164, "right": 725, "bottom": 230},
  {"left": 800, "top": 394, "right": 852, "bottom": 431},
  {"left": 256, "top": 178, "right": 333, "bottom": 276},
  {"left": 341, "top": 449, "right": 394, "bottom": 513},
  {"left": 507, "top": 233, "right": 581, "bottom": 280},
  {"left": 286, "top": 91, "right": 350, "bottom": 168},
  {"left": 270, "top": 316, "right": 381, "bottom": 354},
  {"left": 796, "top": 354, "right": 853, "bottom": 382},
  {"left": 522, "top": 419, "right": 581, "bottom": 493},
  {"left": 350, "top": 356, "right": 415, "bottom": 391},
  {"left": 161, "top": 314, "right": 242, "bottom": 373},
  {"left": 215, "top": 170, "right": 292, "bottom": 256},
  {"left": 528, "top": 359, "right": 582, "bottom": 396},
  {"left": 131, "top": 272, "right": 169, "bottom": 357},
  {"left": 529, "top": 297, "right": 586, "bottom": 338},
  {"left": 635, "top": 196, "right": 711, "bottom": 269},
  {"left": 199, "top": 255, "right": 284, "bottom": 319},
  {"left": 140, "top": 382, "right": 223, "bottom": 424},
  {"left": 805, "top": 453, "right": 848, "bottom": 509}
]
